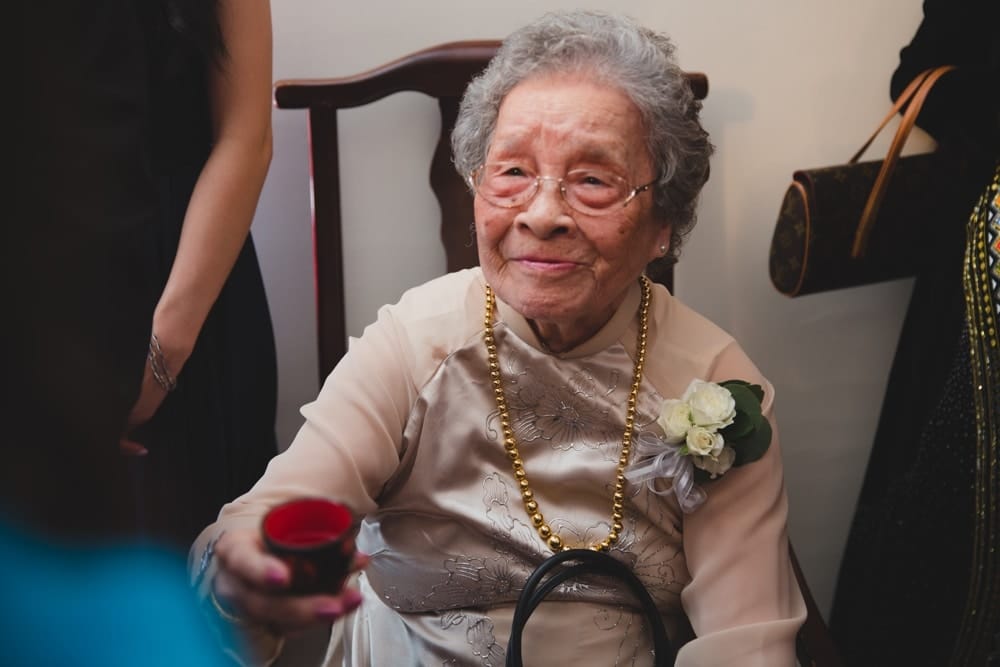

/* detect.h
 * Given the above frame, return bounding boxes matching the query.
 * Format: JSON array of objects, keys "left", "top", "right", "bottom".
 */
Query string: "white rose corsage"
[{"left": 624, "top": 379, "right": 772, "bottom": 513}]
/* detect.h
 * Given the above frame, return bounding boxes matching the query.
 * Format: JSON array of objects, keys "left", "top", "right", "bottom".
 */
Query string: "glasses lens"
[
  {"left": 473, "top": 164, "right": 633, "bottom": 214},
  {"left": 475, "top": 163, "right": 537, "bottom": 208},
  {"left": 563, "top": 169, "right": 629, "bottom": 214}
]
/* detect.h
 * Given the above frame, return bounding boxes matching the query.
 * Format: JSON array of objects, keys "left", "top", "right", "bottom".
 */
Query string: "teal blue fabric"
[{"left": 0, "top": 522, "right": 235, "bottom": 667}]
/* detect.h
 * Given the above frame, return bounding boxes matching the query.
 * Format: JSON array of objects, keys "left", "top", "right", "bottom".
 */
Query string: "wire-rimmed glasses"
[{"left": 470, "top": 162, "right": 656, "bottom": 216}]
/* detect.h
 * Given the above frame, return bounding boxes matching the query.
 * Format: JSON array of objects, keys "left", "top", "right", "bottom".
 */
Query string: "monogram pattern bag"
[{"left": 769, "top": 66, "right": 955, "bottom": 297}]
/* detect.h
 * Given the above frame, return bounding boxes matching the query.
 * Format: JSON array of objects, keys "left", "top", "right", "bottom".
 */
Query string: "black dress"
[
  {"left": 11, "top": 0, "right": 159, "bottom": 537},
  {"left": 12, "top": 0, "right": 277, "bottom": 548},
  {"left": 829, "top": 0, "right": 1000, "bottom": 665}
]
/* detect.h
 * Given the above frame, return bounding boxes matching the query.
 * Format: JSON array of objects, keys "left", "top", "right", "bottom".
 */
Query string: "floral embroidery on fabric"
[
  {"left": 467, "top": 617, "right": 505, "bottom": 665},
  {"left": 489, "top": 361, "right": 620, "bottom": 454},
  {"left": 434, "top": 608, "right": 505, "bottom": 666},
  {"left": 481, "top": 473, "right": 547, "bottom": 557},
  {"left": 427, "top": 559, "right": 511, "bottom": 664}
]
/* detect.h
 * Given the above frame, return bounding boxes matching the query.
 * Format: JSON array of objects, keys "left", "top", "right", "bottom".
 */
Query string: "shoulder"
[
  {"left": 372, "top": 268, "right": 485, "bottom": 343},
  {"left": 389, "top": 268, "right": 486, "bottom": 322},
  {"left": 648, "top": 284, "right": 737, "bottom": 362},
  {"left": 351, "top": 268, "right": 487, "bottom": 384},
  {"left": 645, "top": 284, "right": 771, "bottom": 406}
]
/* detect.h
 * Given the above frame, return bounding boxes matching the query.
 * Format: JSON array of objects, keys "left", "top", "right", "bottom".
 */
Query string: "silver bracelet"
[
  {"left": 148, "top": 332, "right": 177, "bottom": 392},
  {"left": 194, "top": 532, "right": 223, "bottom": 591}
]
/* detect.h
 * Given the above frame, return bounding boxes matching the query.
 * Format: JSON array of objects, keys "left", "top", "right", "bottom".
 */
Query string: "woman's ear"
[{"left": 648, "top": 223, "right": 672, "bottom": 261}]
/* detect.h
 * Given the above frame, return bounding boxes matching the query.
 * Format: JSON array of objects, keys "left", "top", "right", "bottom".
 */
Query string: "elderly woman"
[{"left": 193, "top": 10, "right": 806, "bottom": 666}]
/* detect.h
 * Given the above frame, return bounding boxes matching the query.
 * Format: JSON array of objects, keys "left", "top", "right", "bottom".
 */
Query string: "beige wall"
[{"left": 251, "top": 0, "right": 927, "bottom": 621}]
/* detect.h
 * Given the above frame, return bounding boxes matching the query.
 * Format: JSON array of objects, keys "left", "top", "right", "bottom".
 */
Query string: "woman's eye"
[
  {"left": 500, "top": 166, "right": 528, "bottom": 177},
  {"left": 572, "top": 171, "right": 616, "bottom": 188}
]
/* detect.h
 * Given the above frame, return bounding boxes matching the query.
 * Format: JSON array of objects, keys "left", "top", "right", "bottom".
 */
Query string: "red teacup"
[{"left": 261, "top": 498, "right": 357, "bottom": 595}]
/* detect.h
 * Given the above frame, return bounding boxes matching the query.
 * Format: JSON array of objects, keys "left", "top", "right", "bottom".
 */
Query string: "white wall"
[{"left": 252, "top": 0, "right": 927, "bottom": 621}]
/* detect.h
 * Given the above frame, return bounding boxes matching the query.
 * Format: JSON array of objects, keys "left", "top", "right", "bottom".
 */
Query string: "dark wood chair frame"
[
  {"left": 275, "top": 40, "right": 503, "bottom": 382},
  {"left": 791, "top": 546, "right": 845, "bottom": 666},
  {"left": 274, "top": 40, "right": 840, "bottom": 667}
]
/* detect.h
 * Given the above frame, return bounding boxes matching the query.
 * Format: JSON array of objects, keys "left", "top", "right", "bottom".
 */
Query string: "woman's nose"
[{"left": 515, "top": 178, "right": 574, "bottom": 237}]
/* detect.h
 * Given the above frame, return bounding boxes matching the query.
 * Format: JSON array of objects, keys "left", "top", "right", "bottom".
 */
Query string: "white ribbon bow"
[{"left": 624, "top": 432, "right": 707, "bottom": 513}]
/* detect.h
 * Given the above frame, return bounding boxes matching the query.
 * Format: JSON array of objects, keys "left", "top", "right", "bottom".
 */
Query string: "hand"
[
  {"left": 211, "top": 527, "right": 368, "bottom": 636},
  {"left": 119, "top": 359, "right": 169, "bottom": 456},
  {"left": 127, "top": 358, "right": 169, "bottom": 427}
]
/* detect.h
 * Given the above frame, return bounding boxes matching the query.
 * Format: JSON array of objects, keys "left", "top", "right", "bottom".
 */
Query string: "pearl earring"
[{"left": 659, "top": 244, "right": 668, "bottom": 255}]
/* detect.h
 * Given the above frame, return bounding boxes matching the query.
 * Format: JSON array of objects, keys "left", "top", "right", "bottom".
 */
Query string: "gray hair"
[{"left": 452, "top": 10, "right": 713, "bottom": 263}]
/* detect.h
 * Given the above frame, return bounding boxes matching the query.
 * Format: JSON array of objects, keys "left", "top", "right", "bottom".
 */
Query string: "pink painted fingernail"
[
  {"left": 265, "top": 565, "right": 288, "bottom": 586},
  {"left": 316, "top": 601, "right": 345, "bottom": 620},
  {"left": 316, "top": 591, "right": 363, "bottom": 620}
]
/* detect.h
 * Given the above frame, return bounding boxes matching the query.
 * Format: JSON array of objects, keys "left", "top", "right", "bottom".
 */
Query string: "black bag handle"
[{"left": 506, "top": 549, "right": 675, "bottom": 666}]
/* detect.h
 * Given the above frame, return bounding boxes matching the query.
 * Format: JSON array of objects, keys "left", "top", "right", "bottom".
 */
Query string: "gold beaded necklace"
[{"left": 482, "top": 276, "right": 651, "bottom": 552}]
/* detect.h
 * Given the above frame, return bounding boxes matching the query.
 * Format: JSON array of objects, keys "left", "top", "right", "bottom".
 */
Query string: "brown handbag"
[{"left": 768, "top": 66, "right": 956, "bottom": 297}]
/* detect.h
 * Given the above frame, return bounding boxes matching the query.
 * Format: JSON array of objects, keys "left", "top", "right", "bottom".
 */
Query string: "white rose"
[
  {"left": 685, "top": 426, "right": 724, "bottom": 456},
  {"left": 692, "top": 446, "right": 736, "bottom": 478},
  {"left": 656, "top": 399, "right": 692, "bottom": 444},
  {"left": 683, "top": 380, "right": 736, "bottom": 429}
]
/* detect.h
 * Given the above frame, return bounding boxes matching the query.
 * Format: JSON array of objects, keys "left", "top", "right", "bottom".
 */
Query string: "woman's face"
[{"left": 474, "top": 72, "right": 671, "bottom": 351}]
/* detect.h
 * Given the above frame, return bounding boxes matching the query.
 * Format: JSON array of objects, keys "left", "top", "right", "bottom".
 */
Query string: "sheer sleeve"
[
  {"left": 201, "top": 300, "right": 422, "bottom": 531},
  {"left": 674, "top": 343, "right": 806, "bottom": 666}
]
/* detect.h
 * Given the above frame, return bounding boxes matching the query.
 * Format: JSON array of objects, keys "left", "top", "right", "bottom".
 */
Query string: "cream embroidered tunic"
[{"left": 197, "top": 268, "right": 805, "bottom": 666}]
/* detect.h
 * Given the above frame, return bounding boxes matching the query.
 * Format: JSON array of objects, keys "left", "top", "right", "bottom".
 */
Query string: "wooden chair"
[
  {"left": 791, "top": 545, "right": 846, "bottom": 667},
  {"left": 274, "top": 41, "right": 839, "bottom": 666},
  {"left": 275, "top": 40, "right": 500, "bottom": 382}
]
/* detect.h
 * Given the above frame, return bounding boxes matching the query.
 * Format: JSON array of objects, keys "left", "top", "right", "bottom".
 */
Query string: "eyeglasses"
[{"left": 470, "top": 162, "right": 656, "bottom": 216}]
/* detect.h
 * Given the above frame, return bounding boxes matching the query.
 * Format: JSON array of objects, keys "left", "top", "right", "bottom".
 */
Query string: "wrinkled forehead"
[{"left": 489, "top": 72, "right": 652, "bottom": 174}]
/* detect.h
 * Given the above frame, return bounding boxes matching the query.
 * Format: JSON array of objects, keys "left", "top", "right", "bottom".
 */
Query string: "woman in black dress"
[
  {"left": 830, "top": 0, "right": 1000, "bottom": 664},
  {"left": 13, "top": 0, "right": 278, "bottom": 548}
]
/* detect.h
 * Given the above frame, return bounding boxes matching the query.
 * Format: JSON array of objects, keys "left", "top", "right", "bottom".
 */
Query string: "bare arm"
[{"left": 127, "top": 0, "right": 274, "bottom": 433}]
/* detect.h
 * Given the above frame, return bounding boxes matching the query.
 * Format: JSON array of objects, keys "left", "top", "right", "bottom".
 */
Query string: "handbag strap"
[
  {"left": 847, "top": 68, "right": 934, "bottom": 165},
  {"left": 505, "top": 549, "right": 675, "bottom": 667},
  {"left": 850, "top": 65, "right": 956, "bottom": 258}
]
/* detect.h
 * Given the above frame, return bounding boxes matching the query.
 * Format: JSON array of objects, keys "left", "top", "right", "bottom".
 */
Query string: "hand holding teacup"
[
  {"left": 261, "top": 497, "right": 359, "bottom": 594},
  {"left": 210, "top": 498, "right": 365, "bottom": 635}
]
